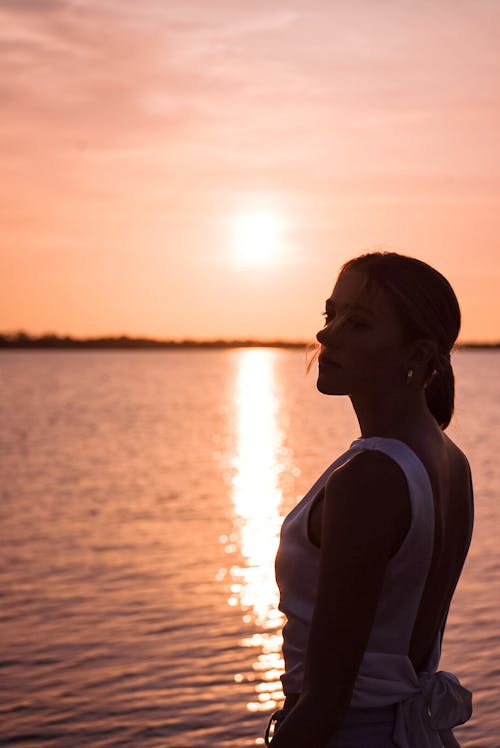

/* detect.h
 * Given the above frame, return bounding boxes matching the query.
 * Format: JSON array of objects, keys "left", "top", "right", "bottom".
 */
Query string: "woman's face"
[{"left": 316, "top": 267, "right": 407, "bottom": 397}]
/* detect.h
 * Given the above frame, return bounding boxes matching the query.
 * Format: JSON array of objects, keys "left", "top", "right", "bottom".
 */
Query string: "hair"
[{"left": 338, "top": 251, "right": 461, "bottom": 430}]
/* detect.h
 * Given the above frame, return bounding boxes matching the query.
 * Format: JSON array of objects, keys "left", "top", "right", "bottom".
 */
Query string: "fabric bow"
[{"left": 394, "top": 670, "right": 472, "bottom": 747}]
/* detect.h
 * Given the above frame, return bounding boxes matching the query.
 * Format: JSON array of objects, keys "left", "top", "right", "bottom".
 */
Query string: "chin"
[{"left": 316, "top": 375, "right": 346, "bottom": 396}]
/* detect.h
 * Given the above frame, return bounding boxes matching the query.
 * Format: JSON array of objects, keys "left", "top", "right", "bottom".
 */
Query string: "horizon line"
[{"left": 0, "top": 332, "right": 499, "bottom": 350}]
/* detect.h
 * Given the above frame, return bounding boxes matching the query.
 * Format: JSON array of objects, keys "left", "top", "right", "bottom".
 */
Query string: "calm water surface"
[{"left": 0, "top": 349, "right": 498, "bottom": 747}]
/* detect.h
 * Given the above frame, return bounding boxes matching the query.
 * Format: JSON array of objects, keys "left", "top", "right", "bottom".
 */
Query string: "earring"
[{"left": 406, "top": 368, "right": 414, "bottom": 385}]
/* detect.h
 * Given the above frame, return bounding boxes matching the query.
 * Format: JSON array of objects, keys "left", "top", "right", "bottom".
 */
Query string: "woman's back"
[{"left": 406, "top": 432, "right": 474, "bottom": 673}]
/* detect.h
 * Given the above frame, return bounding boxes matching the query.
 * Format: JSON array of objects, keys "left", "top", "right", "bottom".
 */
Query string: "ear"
[{"left": 406, "top": 338, "right": 438, "bottom": 378}]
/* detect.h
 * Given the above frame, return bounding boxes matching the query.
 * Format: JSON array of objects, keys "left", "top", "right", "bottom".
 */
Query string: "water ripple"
[{"left": 0, "top": 349, "right": 498, "bottom": 746}]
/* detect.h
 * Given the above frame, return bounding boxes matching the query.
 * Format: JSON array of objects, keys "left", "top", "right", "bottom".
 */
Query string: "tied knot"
[
  {"left": 394, "top": 669, "right": 473, "bottom": 747},
  {"left": 418, "top": 670, "right": 473, "bottom": 730}
]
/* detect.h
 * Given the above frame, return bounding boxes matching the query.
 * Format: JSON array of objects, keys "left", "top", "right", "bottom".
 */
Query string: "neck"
[{"left": 349, "top": 387, "right": 437, "bottom": 440}]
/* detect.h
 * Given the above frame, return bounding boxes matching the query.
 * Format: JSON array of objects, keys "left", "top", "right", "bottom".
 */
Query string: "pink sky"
[{"left": 1, "top": 0, "right": 500, "bottom": 342}]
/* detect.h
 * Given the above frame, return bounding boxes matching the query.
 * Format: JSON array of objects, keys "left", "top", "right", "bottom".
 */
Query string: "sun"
[{"left": 232, "top": 211, "right": 284, "bottom": 266}]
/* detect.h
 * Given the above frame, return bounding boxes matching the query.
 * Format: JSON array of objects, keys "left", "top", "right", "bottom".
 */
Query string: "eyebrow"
[{"left": 325, "top": 299, "right": 371, "bottom": 314}]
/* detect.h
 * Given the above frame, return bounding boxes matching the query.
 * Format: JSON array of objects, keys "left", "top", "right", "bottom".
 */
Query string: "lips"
[{"left": 318, "top": 355, "right": 341, "bottom": 368}]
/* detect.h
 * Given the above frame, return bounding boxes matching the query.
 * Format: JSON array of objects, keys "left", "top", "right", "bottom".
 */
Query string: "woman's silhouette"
[{"left": 266, "top": 253, "right": 473, "bottom": 748}]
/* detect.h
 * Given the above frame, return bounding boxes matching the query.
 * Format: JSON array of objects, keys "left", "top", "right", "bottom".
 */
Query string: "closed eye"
[{"left": 322, "top": 311, "right": 369, "bottom": 329}]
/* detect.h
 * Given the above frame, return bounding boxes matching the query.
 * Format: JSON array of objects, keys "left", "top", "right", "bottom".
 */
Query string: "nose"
[
  {"left": 316, "top": 314, "right": 345, "bottom": 346},
  {"left": 316, "top": 317, "right": 336, "bottom": 345},
  {"left": 316, "top": 326, "right": 327, "bottom": 345}
]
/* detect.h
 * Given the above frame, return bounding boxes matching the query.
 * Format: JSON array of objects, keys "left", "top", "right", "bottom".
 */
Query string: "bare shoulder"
[
  {"left": 443, "top": 434, "right": 470, "bottom": 473},
  {"left": 443, "top": 434, "right": 473, "bottom": 487},
  {"left": 325, "top": 449, "right": 410, "bottom": 510},
  {"left": 323, "top": 450, "right": 411, "bottom": 552}
]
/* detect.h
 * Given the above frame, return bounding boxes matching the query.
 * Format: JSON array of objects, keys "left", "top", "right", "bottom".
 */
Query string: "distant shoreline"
[
  {"left": 0, "top": 333, "right": 308, "bottom": 350},
  {"left": 0, "top": 333, "right": 498, "bottom": 350}
]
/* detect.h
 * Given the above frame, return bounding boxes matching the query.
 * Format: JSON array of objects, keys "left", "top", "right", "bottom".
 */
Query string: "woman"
[{"left": 265, "top": 252, "right": 473, "bottom": 748}]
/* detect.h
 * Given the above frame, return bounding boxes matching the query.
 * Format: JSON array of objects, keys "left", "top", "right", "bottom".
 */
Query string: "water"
[{"left": 0, "top": 348, "right": 498, "bottom": 747}]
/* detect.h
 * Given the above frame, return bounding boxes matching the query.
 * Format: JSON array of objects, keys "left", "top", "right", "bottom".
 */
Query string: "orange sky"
[{"left": 1, "top": 0, "right": 499, "bottom": 342}]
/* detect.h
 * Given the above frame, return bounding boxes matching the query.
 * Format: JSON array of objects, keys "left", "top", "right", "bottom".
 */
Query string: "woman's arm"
[{"left": 269, "top": 450, "right": 410, "bottom": 747}]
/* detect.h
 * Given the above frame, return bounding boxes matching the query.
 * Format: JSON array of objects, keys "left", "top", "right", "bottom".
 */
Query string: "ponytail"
[{"left": 425, "top": 352, "right": 455, "bottom": 430}]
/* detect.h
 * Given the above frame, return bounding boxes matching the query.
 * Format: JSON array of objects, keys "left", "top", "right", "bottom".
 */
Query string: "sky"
[{"left": 1, "top": 0, "right": 500, "bottom": 342}]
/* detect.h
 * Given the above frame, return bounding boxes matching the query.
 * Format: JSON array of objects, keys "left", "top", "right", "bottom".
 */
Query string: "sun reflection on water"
[{"left": 221, "top": 348, "right": 292, "bottom": 714}]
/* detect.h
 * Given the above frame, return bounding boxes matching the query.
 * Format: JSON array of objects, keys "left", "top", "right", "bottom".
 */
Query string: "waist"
[{"left": 283, "top": 694, "right": 396, "bottom": 724}]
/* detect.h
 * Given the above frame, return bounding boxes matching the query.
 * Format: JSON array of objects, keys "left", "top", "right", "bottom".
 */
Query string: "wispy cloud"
[{"left": 2, "top": 0, "right": 499, "bottom": 176}]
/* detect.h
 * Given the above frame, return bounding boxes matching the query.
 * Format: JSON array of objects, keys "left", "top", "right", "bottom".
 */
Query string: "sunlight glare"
[
  {"left": 232, "top": 211, "right": 284, "bottom": 266},
  {"left": 222, "top": 348, "right": 293, "bottom": 712}
]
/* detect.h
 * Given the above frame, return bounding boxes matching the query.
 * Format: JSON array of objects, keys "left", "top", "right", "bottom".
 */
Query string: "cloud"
[
  {"left": 1, "top": 0, "right": 500, "bottom": 194},
  {"left": 0, "top": 0, "right": 68, "bottom": 12}
]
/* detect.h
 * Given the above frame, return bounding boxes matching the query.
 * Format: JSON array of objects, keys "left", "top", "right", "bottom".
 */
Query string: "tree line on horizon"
[
  {"left": 0, "top": 331, "right": 498, "bottom": 350},
  {"left": 0, "top": 331, "right": 308, "bottom": 349}
]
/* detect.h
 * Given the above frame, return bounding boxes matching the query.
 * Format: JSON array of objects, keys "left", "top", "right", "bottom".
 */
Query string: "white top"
[{"left": 275, "top": 437, "right": 472, "bottom": 748}]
